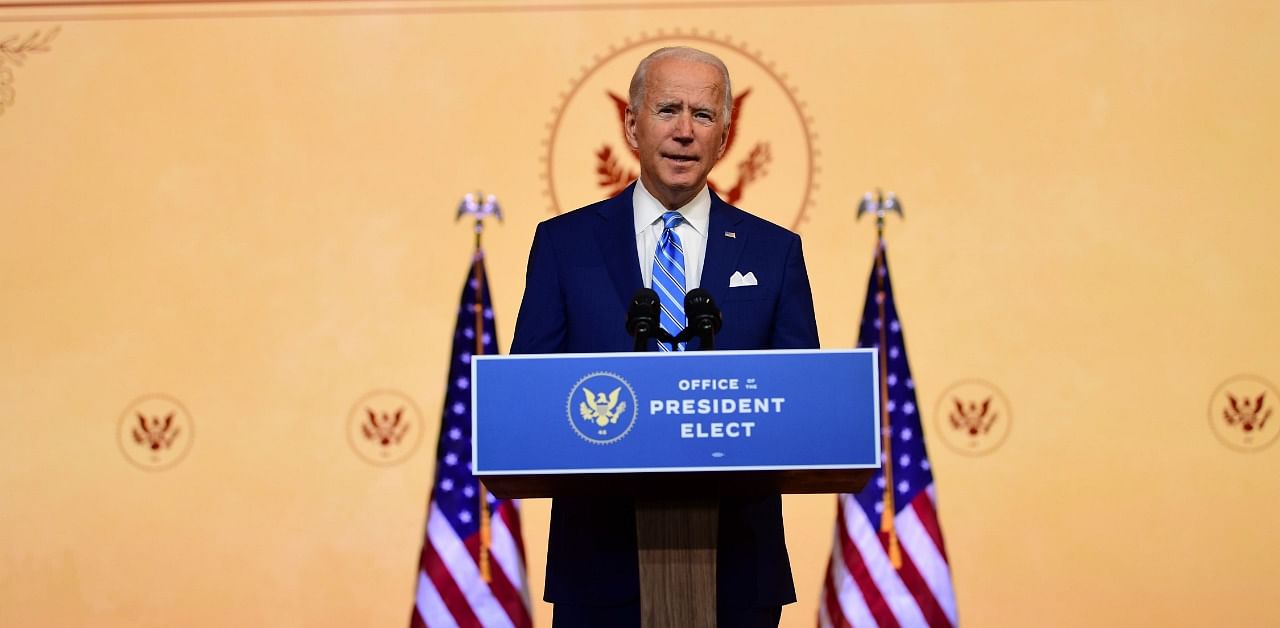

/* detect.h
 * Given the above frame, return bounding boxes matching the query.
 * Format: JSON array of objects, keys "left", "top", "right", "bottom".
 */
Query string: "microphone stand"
[
  {"left": 626, "top": 288, "right": 676, "bottom": 352},
  {"left": 624, "top": 287, "right": 721, "bottom": 626}
]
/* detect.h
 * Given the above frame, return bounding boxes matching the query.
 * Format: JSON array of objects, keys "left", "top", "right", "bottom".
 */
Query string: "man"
[{"left": 511, "top": 47, "right": 819, "bottom": 627}]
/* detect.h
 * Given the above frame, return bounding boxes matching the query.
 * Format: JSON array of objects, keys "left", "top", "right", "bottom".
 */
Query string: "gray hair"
[{"left": 627, "top": 46, "right": 733, "bottom": 122}]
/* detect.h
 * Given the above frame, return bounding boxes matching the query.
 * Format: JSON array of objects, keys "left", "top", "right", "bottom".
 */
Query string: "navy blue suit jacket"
[{"left": 510, "top": 184, "right": 819, "bottom": 609}]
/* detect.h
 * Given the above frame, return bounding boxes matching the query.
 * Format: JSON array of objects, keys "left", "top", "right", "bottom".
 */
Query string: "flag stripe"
[
  {"left": 826, "top": 528, "right": 875, "bottom": 628},
  {"left": 818, "top": 595, "right": 834, "bottom": 628},
  {"left": 899, "top": 501, "right": 958, "bottom": 625},
  {"left": 490, "top": 508, "right": 527, "bottom": 595},
  {"left": 844, "top": 495, "right": 930, "bottom": 627},
  {"left": 416, "top": 570, "right": 461, "bottom": 628},
  {"left": 884, "top": 527, "right": 952, "bottom": 628},
  {"left": 497, "top": 501, "right": 528, "bottom": 567},
  {"left": 463, "top": 521, "right": 532, "bottom": 628},
  {"left": 836, "top": 500, "right": 901, "bottom": 628},
  {"left": 421, "top": 529, "right": 482, "bottom": 628},
  {"left": 908, "top": 489, "right": 949, "bottom": 561},
  {"left": 820, "top": 559, "right": 855, "bottom": 628},
  {"left": 427, "top": 503, "right": 516, "bottom": 628}
]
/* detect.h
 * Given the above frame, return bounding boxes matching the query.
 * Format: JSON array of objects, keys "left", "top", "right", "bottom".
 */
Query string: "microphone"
[
  {"left": 626, "top": 288, "right": 661, "bottom": 339},
  {"left": 681, "top": 288, "right": 722, "bottom": 350},
  {"left": 626, "top": 288, "right": 674, "bottom": 351}
]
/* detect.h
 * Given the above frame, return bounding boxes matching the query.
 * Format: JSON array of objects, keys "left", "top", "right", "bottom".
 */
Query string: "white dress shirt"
[{"left": 632, "top": 180, "right": 710, "bottom": 290}]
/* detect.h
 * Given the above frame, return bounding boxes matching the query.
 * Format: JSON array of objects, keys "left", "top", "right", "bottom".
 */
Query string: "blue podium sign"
[{"left": 472, "top": 349, "right": 880, "bottom": 476}]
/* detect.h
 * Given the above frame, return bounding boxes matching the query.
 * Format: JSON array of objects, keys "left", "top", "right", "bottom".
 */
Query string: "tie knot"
[{"left": 661, "top": 211, "right": 684, "bottom": 230}]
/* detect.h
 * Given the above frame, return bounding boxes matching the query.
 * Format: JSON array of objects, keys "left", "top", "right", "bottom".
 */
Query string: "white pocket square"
[{"left": 729, "top": 271, "right": 758, "bottom": 287}]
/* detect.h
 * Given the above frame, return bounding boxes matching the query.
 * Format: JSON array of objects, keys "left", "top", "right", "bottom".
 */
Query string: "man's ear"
[
  {"left": 715, "top": 124, "right": 729, "bottom": 160},
  {"left": 624, "top": 108, "right": 640, "bottom": 150}
]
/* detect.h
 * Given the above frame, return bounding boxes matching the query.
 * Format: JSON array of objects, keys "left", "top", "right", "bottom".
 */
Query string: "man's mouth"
[{"left": 662, "top": 153, "right": 699, "bottom": 163}]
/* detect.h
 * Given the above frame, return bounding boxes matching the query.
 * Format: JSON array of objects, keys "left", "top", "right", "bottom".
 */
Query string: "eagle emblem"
[
  {"left": 567, "top": 371, "right": 638, "bottom": 444},
  {"left": 579, "top": 386, "right": 628, "bottom": 432}
]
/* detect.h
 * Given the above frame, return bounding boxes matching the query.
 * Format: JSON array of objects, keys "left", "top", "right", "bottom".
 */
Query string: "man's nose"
[{"left": 673, "top": 113, "right": 694, "bottom": 143}]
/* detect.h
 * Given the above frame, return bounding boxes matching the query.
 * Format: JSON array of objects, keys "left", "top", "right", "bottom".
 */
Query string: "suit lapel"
[
  {"left": 593, "top": 185, "right": 644, "bottom": 311},
  {"left": 701, "top": 193, "right": 747, "bottom": 306}
]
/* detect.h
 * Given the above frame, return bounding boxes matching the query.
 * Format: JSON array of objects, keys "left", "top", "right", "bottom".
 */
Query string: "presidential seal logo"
[
  {"left": 1209, "top": 374, "right": 1278, "bottom": 453},
  {"left": 933, "top": 379, "right": 1012, "bottom": 457},
  {"left": 347, "top": 389, "right": 425, "bottom": 466},
  {"left": 543, "top": 30, "right": 818, "bottom": 230},
  {"left": 567, "top": 372, "right": 638, "bottom": 445},
  {"left": 117, "top": 394, "right": 194, "bottom": 471}
]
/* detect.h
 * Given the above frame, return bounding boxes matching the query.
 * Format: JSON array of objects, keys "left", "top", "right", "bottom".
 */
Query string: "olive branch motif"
[
  {"left": 1, "top": 27, "right": 60, "bottom": 115},
  {"left": 595, "top": 144, "right": 637, "bottom": 198}
]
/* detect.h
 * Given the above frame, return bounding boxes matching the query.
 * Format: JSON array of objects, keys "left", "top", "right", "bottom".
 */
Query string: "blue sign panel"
[{"left": 472, "top": 349, "right": 880, "bottom": 475}]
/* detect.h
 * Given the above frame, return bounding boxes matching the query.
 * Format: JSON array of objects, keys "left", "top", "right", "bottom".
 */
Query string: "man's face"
[{"left": 625, "top": 56, "right": 729, "bottom": 210}]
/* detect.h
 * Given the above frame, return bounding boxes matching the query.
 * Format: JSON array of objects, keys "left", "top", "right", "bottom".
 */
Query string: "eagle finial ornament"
[
  {"left": 457, "top": 192, "right": 502, "bottom": 223},
  {"left": 456, "top": 192, "right": 502, "bottom": 251},
  {"left": 856, "top": 189, "right": 904, "bottom": 237}
]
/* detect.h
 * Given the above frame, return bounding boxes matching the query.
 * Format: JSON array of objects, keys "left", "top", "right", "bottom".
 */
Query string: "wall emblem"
[
  {"left": 933, "top": 379, "right": 1012, "bottom": 456},
  {"left": 0, "top": 27, "right": 59, "bottom": 117},
  {"left": 543, "top": 30, "right": 817, "bottom": 230},
  {"left": 347, "top": 389, "right": 425, "bottom": 466},
  {"left": 567, "top": 371, "right": 638, "bottom": 445},
  {"left": 1209, "top": 374, "right": 1278, "bottom": 453},
  {"left": 117, "top": 394, "right": 194, "bottom": 471}
]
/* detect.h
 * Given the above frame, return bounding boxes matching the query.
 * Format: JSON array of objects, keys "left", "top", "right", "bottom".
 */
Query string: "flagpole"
[
  {"left": 858, "top": 189, "right": 905, "bottom": 569},
  {"left": 823, "top": 189, "right": 957, "bottom": 628},
  {"left": 458, "top": 192, "right": 503, "bottom": 583}
]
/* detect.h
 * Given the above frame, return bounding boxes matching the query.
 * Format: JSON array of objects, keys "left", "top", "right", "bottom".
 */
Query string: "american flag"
[
  {"left": 411, "top": 253, "right": 533, "bottom": 628},
  {"left": 819, "top": 241, "right": 959, "bottom": 628}
]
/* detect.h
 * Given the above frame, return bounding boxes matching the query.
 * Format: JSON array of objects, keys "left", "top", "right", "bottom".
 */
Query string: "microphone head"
[
  {"left": 683, "top": 288, "right": 722, "bottom": 334},
  {"left": 626, "top": 288, "right": 661, "bottom": 336},
  {"left": 632, "top": 288, "right": 660, "bottom": 309}
]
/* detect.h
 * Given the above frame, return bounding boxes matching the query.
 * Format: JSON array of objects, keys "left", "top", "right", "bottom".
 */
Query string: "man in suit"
[{"left": 511, "top": 46, "right": 819, "bottom": 627}]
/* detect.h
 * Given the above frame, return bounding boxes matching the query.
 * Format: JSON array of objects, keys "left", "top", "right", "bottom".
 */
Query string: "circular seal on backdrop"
[
  {"left": 1208, "top": 374, "right": 1279, "bottom": 453},
  {"left": 543, "top": 30, "right": 818, "bottom": 231},
  {"left": 567, "top": 371, "right": 639, "bottom": 445},
  {"left": 347, "top": 389, "right": 425, "bottom": 466},
  {"left": 933, "top": 379, "right": 1012, "bottom": 457},
  {"left": 117, "top": 394, "right": 194, "bottom": 471}
]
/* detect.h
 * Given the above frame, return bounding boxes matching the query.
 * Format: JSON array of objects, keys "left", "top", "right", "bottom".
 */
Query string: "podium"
[{"left": 473, "top": 349, "right": 881, "bottom": 627}]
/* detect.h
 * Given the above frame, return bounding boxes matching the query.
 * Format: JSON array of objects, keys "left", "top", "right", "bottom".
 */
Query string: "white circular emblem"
[{"left": 566, "top": 371, "right": 639, "bottom": 445}]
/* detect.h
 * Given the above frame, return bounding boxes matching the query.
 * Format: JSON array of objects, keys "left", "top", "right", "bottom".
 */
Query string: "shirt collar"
[{"left": 632, "top": 179, "right": 710, "bottom": 237}]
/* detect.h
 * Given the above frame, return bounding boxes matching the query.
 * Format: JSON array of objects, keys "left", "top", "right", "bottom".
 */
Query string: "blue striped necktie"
[{"left": 651, "top": 211, "right": 687, "bottom": 351}]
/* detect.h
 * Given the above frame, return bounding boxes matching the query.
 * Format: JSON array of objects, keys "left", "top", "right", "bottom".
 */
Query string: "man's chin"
[{"left": 654, "top": 172, "right": 706, "bottom": 195}]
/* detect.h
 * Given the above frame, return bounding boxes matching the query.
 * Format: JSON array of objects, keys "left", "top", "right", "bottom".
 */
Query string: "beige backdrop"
[{"left": 2, "top": 1, "right": 1278, "bottom": 626}]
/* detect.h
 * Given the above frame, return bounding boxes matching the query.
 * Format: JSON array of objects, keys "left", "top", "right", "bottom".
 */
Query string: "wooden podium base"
[{"left": 636, "top": 497, "right": 718, "bottom": 628}]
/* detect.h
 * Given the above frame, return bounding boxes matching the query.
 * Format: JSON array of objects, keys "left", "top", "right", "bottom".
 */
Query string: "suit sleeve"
[
  {"left": 769, "top": 233, "right": 820, "bottom": 350},
  {"left": 510, "top": 221, "right": 568, "bottom": 355}
]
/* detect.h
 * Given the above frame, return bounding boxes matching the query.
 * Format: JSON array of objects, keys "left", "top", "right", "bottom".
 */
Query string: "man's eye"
[{"left": 695, "top": 112, "right": 713, "bottom": 121}]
